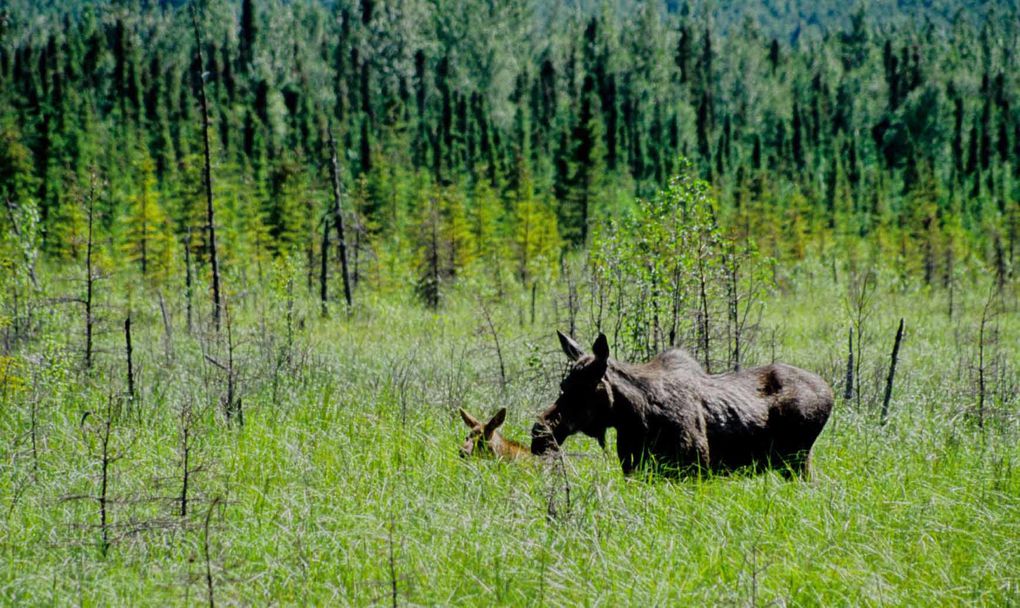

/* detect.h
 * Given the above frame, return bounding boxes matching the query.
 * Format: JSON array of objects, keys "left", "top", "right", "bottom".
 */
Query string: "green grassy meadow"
[{"left": 1, "top": 266, "right": 1018, "bottom": 607}]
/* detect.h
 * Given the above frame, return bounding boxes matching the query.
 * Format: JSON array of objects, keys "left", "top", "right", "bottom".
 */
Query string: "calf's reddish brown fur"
[
  {"left": 459, "top": 408, "right": 530, "bottom": 460},
  {"left": 531, "top": 332, "right": 834, "bottom": 477}
]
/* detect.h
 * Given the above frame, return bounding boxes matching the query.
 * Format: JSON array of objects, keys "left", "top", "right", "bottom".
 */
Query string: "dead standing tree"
[
  {"left": 843, "top": 327, "right": 854, "bottom": 401},
  {"left": 176, "top": 396, "right": 213, "bottom": 522},
  {"left": 184, "top": 228, "right": 195, "bottom": 335},
  {"left": 124, "top": 313, "right": 136, "bottom": 406},
  {"left": 191, "top": 2, "right": 222, "bottom": 332},
  {"left": 844, "top": 269, "right": 876, "bottom": 408},
  {"left": 203, "top": 299, "right": 243, "bottom": 425},
  {"left": 179, "top": 400, "right": 195, "bottom": 518},
  {"left": 68, "top": 394, "right": 126, "bottom": 557},
  {"left": 328, "top": 128, "right": 354, "bottom": 312},
  {"left": 478, "top": 299, "right": 507, "bottom": 392},
  {"left": 319, "top": 205, "right": 330, "bottom": 316},
  {"left": 975, "top": 287, "right": 1000, "bottom": 428},
  {"left": 880, "top": 318, "right": 905, "bottom": 425},
  {"left": 83, "top": 172, "right": 99, "bottom": 371}
]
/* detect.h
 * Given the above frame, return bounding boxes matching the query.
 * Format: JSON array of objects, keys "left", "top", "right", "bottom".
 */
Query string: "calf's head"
[
  {"left": 459, "top": 407, "right": 508, "bottom": 458},
  {"left": 531, "top": 331, "right": 612, "bottom": 456}
]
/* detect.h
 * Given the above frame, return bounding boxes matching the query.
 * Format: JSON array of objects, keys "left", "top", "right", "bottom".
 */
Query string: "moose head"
[
  {"left": 531, "top": 331, "right": 613, "bottom": 456},
  {"left": 459, "top": 407, "right": 529, "bottom": 460}
]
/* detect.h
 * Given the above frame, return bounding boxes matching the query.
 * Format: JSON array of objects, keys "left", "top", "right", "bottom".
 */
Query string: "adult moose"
[{"left": 531, "top": 332, "right": 833, "bottom": 477}]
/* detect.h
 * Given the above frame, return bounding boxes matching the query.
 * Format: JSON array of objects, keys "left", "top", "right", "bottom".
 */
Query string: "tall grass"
[{"left": 1, "top": 263, "right": 1018, "bottom": 606}]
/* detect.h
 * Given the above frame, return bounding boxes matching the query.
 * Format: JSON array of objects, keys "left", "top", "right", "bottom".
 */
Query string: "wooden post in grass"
[{"left": 880, "top": 318, "right": 905, "bottom": 425}]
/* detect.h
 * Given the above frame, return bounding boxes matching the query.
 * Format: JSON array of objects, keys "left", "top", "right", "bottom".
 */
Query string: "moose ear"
[
  {"left": 557, "top": 330, "right": 585, "bottom": 361},
  {"left": 460, "top": 408, "right": 481, "bottom": 428},
  {"left": 592, "top": 333, "right": 610, "bottom": 361},
  {"left": 484, "top": 408, "right": 507, "bottom": 437}
]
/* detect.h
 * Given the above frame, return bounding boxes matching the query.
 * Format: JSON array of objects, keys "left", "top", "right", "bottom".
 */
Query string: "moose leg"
[
  {"left": 616, "top": 436, "right": 640, "bottom": 475},
  {"left": 774, "top": 448, "right": 812, "bottom": 480},
  {"left": 795, "top": 451, "right": 813, "bottom": 481}
]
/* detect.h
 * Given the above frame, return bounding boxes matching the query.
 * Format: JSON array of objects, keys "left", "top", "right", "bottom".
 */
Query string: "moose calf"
[{"left": 459, "top": 408, "right": 530, "bottom": 461}]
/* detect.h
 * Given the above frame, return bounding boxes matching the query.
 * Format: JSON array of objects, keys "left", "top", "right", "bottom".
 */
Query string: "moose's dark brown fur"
[{"left": 531, "top": 332, "right": 834, "bottom": 477}]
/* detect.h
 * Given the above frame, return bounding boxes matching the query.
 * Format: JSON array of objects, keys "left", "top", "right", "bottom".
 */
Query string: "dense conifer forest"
[{"left": 2, "top": 0, "right": 1018, "bottom": 300}]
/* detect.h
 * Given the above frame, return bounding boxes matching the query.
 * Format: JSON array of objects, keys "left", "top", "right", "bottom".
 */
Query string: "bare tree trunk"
[
  {"left": 97, "top": 397, "right": 114, "bottom": 557},
  {"left": 184, "top": 229, "right": 194, "bottom": 335},
  {"left": 191, "top": 5, "right": 222, "bottom": 331},
  {"left": 697, "top": 256, "right": 711, "bottom": 373},
  {"left": 726, "top": 247, "right": 740, "bottom": 371},
  {"left": 843, "top": 326, "right": 854, "bottom": 401},
  {"left": 328, "top": 129, "right": 353, "bottom": 310},
  {"left": 140, "top": 177, "right": 149, "bottom": 277},
  {"left": 976, "top": 290, "right": 997, "bottom": 429},
  {"left": 387, "top": 516, "right": 399, "bottom": 608},
  {"left": 124, "top": 314, "right": 136, "bottom": 405},
  {"left": 179, "top": 424, "right": 190, "bottom": 518},
  {"left": 480, "top": 302, "right": 506, "bottom": 392},
  {"left": 668, "top": 266, "right": 682, "bottom": 347},
  {"left": 85, "top": 174, "right": 96, "bottom": 371},
  {"left": 319, "top": 213, "right": 329, "bottom": 316},
  {"left": 880, "top": 318, "right": 904, "bottom": 425},
  {"left": 225, "top": 301, "right": 240, "bottom": 425},
  {"left": 847, "top": 270, "right": 875, "bottom": 409},
  {"left": 178, "top": 398, "right": 196, "bottom": 519},
  {"left": 203, "top": 497, "right": 220, "bottom": 608},
  {"left": 978, "top": 310, "right": 987, "bottom": 429},
  {"left": 530, "top": 281, "right": 537, "bottom": 326},
  {"left": 158, "top": 291, "right": 174, "bottom": 361}
]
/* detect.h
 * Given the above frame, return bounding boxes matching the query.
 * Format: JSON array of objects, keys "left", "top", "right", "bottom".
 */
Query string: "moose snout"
[{"left": 530, "top": 421, "right": 558, "bottom": 456}]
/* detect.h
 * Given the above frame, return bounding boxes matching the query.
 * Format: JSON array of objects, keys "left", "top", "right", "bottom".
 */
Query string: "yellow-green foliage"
[
  {"left": 469, "top": 176, "right": 506, "bottom": 271},
  {"left": 122, "top": 154, "right": 175, "bottom": 283},
  {"left": 0, "top": 354, "right": 25, "bottom": 396},
  {"left": 512, "top": 171, "right": 560, "bottom": 285}
]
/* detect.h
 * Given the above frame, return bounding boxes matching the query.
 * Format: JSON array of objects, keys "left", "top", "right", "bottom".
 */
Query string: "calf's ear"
[
  {"left": 484, "top": 408, "right": 507, "bottom": 437},
  {"left": 460, "top": 408, "right": 481, "bottom": 428},
  {"left": 592, "top": 333, "right": 610, "bottom": 361},
  {"left": 557, "top": 330, "right": 585, "bottom": 361}
]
